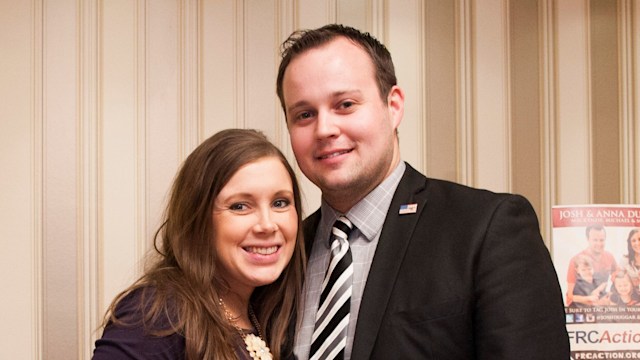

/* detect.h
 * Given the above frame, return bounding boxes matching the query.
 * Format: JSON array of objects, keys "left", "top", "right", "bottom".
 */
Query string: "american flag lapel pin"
[{"left": 399, "top": 203, "right": 418, "bottom": 215}]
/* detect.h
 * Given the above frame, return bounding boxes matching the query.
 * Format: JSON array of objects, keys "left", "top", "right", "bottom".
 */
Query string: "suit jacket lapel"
[
  {"left": 351, "top": 165, "right": 429, "bottom": 359},
  {"left": 302, "top": 209, "right": 321, "bottom": 257}
]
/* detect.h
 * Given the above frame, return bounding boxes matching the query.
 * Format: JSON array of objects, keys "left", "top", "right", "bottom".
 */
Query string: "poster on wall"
[{"left": 552, "top": 205, "right": 640, "bottom": 359}]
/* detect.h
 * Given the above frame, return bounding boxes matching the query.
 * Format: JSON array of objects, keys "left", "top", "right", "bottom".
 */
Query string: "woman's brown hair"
[{"left": 101, "top": 128, "right": 305, "bottom": 359}]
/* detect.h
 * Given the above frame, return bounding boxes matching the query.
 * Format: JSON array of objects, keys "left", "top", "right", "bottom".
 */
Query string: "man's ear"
[{"left": 387, "top": 85, "right": 405, "bottom": 129}]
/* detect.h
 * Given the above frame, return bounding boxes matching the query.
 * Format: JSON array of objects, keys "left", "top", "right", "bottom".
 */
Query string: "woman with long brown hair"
[
  {"left": 619, "top": 228, "right": 640, "bottom": 290},
  {"left": 93, "top": 129, "right": 305, "bottom": 359}
]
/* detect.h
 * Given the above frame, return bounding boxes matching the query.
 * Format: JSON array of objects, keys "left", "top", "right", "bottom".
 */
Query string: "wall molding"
[
  {"left": 619, "top": 0, "right": 636, "bottom": 203},
  {"left": 504, "top": 0, "right": 513, "bottom": 192},
  {"left": 31, "top": 0, "right": 44, "bottom": 358},
  {"left": 539, "top": 0, "right": 557, "bottom": 243},
  {"left": 455, "top": 0, "right": 474, "bottom": 185},
  {"left": 78, "top": 0, "right": 99, "bottom": 356},
  {"left": 585, "top": 0, "right": 595, "bottom": 202},
  {"left": 179, "top": 0, "right": 200, "bottom": 155},
  {"left": 635, "top": 0, "right": 640, "bottom": 203}
]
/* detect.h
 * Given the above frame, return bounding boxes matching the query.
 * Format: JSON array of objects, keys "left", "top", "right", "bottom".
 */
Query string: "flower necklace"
[{"left": 219, "top": 297, "right": 273, "bottom": 360}]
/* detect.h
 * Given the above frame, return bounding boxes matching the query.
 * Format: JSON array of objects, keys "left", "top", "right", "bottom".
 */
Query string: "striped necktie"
[{"left": 309, "top": 216, "right": 354, "bottom": 360}]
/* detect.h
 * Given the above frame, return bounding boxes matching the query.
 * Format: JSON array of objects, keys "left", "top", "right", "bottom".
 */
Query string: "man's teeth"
[{"left": 246, "top": 246, "right": 278, "bottom": 255}]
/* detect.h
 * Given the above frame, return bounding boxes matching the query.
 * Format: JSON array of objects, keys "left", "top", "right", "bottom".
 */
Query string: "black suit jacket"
[{"left": 301, "top": 164, "right": 570, "bottom": 359}]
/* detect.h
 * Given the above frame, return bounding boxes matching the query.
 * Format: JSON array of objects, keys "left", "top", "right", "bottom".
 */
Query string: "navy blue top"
[
  {"left": 92, "top": 289, "right": 295, "bottom": 359},
  {"left": 92, "top": 289, "right": 185, "bottom": 359}
]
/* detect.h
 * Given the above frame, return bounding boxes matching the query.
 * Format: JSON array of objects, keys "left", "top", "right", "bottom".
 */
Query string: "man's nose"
[{"left": 315, "top": 110, "right": 339, "bottom": 139}]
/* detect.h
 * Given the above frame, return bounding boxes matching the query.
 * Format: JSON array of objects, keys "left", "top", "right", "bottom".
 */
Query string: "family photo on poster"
[{"left": 552, "top": 205, "right": 640, "bottom": 359}]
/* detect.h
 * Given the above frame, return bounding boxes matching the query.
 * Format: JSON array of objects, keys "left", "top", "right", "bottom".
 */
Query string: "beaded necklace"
[{"left": 219, "top": 298, "right": 273, "bottom": 360}]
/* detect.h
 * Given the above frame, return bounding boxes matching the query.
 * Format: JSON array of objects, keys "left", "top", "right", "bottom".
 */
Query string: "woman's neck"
[{"left": 219, "top": 292, "right": 252, "bottom": 329}]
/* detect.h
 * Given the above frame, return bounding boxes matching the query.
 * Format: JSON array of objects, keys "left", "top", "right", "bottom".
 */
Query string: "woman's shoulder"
[{"left": 93, "top": 286, "right": 185, "bottom": 359}]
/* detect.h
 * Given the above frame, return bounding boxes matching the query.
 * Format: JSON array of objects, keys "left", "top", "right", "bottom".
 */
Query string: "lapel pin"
[{"left": 399, "top": 203, "right": 417, "bottom": 215}]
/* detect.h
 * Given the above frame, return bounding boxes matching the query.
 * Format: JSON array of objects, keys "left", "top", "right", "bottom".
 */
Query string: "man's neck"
[
  {"left": 587, "top": 248, "right": 603, "bottom": 258},
  {"left": 323, "top": 159, "right": 403, "bottom": 214}
]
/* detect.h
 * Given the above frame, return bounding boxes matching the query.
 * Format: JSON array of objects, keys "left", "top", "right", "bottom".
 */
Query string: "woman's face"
[
  {"left": 615, "top": 276, "right": 632, "bottom": 296},
  {"left": 630, "top": 231, "right": 640, "bottom": 255},
  {"left": 212, "top": 157, "right": 298, "bottom": 297}
]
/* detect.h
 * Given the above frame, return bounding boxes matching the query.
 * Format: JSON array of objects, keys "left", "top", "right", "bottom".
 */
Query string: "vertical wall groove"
[
  {"left": 455, "top": 0, "right": 474, "bottom": 185},
  {"left": 540, "top": 0, "right": 557, "bottom": 243},
  {"left": 275, "top": 0, "right": 295, "bottom": 150},
  {"left": 619, "top": 0, "right": 636, "bottom": 203},
  {"left": 368, "top": 0, "right": 385, "bottom": 39},
  {"left": 585, "top": 1, "right": 595, "bottom": 202},
  {"left": 635, "top": 1, "right": 640, "bottom": 203},
  {"left": 96, "top": 0, "right": 105, "bottom": 326},
  {"left": 418, "top": 0, "right": 427, "bottom": 173},
  {"left": 135, "top": 0, "right": 147, "bottom": 274},
  {"left": 505, "top": 0, "right": 513, "bottom": 192},
  {"left": 179, "top": 0, "right": 200, "bottom": 157},
  {"left": 635, "top": 0, "right": 640, "bottom": 204},
  {"left": 78, "top": 0, "right": 99, "bottom": 356},
  {"left": 235, "top": 0, "right": 245, "bottom": 129},
  {"left": 32, "top": 0, "right": 44, "bottom": 357}
]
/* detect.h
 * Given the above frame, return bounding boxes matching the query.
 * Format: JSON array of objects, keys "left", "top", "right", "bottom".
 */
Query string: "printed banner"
[{"left": 552, "top": 205, "right": 640, "bottom": 359}]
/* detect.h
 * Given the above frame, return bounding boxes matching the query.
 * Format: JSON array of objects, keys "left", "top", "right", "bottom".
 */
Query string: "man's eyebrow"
[
  {"left": 287, "top": 100, "right": 310, "bottom": 114},
  {"left": 286, "top": 89, "right": 363, "bottom": 113},
  {"left": 333, "top": 89, "right": 362, "bottom": 97}
]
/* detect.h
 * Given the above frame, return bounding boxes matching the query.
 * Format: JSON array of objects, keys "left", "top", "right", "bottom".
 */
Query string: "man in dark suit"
[{"left": 276, "top": 24, "right": 569, "bottom": 359}]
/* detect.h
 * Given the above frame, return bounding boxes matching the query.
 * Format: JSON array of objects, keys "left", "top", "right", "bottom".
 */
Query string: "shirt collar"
[{"left": 318, "top": 161, "right": 406, "bottom": 247}]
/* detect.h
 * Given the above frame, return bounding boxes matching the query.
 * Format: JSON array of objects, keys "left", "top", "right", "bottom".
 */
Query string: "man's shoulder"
[
  {"left": 420, "top": 175, "right": 518, "bottom": 211},
  {"left": 403, "top": 163, "right": 513, "bottom": 202}
]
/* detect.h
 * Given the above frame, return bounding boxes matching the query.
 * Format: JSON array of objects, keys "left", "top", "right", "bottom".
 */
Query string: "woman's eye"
[
  {"left": 229, "top": 203, "right": 248, "bottom": 211},
  {"left": 273, "top": 199, "right": 291, "bottom": 208}
]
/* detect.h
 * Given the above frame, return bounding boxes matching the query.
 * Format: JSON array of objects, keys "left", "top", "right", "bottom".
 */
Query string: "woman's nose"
[{"left": 254, "top": 210, "right": 278, "bottom": 233}]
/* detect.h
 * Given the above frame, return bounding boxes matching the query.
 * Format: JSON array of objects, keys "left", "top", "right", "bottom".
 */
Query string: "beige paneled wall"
[
  {"left": 510, "top": 0, "right": 543, "bottom": 214},
  {"left": 1, "top": 0, "right": 639, "bottom": 358},
  {"left": 0, "top": 1, "right": 42, "bottom": 359}
]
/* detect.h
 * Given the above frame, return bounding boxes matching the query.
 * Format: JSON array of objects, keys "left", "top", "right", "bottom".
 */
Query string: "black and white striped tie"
[{"left": 310, "top": 216, "right": 354, "bottom": 360}]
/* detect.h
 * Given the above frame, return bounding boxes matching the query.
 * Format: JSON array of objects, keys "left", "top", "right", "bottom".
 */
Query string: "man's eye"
[
  {"left": 340, "top": 101, "right": 354, "bottom": 108},
  {"left": 298, "top": 111, "right": 313, "bottom": 120}
]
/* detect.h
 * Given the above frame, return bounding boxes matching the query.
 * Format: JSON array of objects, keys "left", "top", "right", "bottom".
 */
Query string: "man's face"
[
  {"left": 587, "top": 229, "right": 606, "bottom": 255},
  {"left": 281, "top": 37, "right": 404, "bottom": 211}
]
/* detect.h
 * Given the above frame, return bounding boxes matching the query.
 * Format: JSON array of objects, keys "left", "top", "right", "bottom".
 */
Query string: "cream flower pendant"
[
  {"left": 244, "top": 333, "right": 273, "bottom": 360},
  {"left": 218, "top": 297, "right": 273, "bottom": 360}
]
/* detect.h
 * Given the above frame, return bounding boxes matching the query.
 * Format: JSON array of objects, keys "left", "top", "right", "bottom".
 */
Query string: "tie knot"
[{"left": 332, "top": 216, "right": 353, "bottom": 241}]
